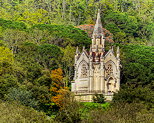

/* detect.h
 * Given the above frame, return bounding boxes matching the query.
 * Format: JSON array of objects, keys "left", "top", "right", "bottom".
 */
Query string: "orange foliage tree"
[
  {"left": 76, "top": 24, "right": 114, "bottom": 43},
  {"left": 50, "top": 68, "right": 69, "bottom": 108}
]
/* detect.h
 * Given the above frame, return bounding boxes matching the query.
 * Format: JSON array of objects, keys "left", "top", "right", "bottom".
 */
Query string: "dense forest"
[{"left": 0, "top": 0, "right": 154, "bottom": 122}]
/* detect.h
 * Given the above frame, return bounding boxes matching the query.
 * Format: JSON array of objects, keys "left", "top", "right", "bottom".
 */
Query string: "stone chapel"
[{"left": 71, "top": 10, "right": 121, "bottom": 101}]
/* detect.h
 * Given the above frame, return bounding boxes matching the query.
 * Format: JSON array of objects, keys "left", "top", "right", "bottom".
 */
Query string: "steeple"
[
  {"left": 92, "top": 9, "right": 104, "bottom": 38},
  {"left": 92, "top": 9, "right": 105, "bottom": 52}
]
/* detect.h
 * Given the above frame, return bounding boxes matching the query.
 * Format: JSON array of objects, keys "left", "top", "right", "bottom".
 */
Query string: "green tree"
[
  {"left": 113, "top": 84, "right": 154, "bottom": 109},
  {"left": 61, "top": 45, "right": 76, "bottom": 86},
  {"left": 0, "top": 46, "right": 13, "bottom": 65},
  {"left": 31, "top": 24, "right": 91, "bottom": 47},
  {"left": 0, "top": 46, "right": 25, "bottom": 98},
  {"left": 6, "top": 87, "right": 38, "bottom": 108},
  {"left": 104, "top": 12, "right": 138, "bottom": 43},
  {"left": 15, "top": 42, "right": 42, "bottom": 83},
  {"left": 38, "top": 44, "right": 62, "bottom": 70},
  {"left": 0, "top": 74, "right": 18, "bottom": 99},
  {"left": 3, "top": 29, "right": 27, "bottom": 53},
  {"left": 121, "top": 44, "right": 154, "bottom": 85}
]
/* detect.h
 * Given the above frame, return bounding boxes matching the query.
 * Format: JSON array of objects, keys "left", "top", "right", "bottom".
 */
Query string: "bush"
[
  {"left": 93, "top": 93, "right": 106, "bottom": 103},
  {"left": 82, "top": 102, "right": 109, "bottom": 110},
  {"left": 82, "top": 103, "right": 154, "bottom": 123},
  {"left": 112, "top": 84, "right": 154, "bottom": 109},
  {"left": 0, "top": 101, "right": 54, "bottom": 123}
]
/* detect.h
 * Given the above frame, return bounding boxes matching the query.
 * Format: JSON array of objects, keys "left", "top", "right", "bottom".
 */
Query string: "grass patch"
[
  {"left": 81, "top": 102, "right": 110, "bottom": 110},
  {"left": 80, "top": 102, "right": 110, "bottom": 119}
]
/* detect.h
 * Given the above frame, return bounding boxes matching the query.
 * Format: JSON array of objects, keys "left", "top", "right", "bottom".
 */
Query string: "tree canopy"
[{"left": 0, "top": 0, "right": 153, "bottom": 121}]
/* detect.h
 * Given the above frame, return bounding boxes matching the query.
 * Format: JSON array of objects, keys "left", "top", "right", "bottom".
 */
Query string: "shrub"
[
  {"left": 112, "top": 84, "right": 154, "bottom": 109},
  {"left": 82, "top": 103, "right": 154, "bottom": 123},
  {"left": 0, "top": 101, "right": 54, "bottom": 123},
  {"left": 93, "top": 93, "right": 106, "bottom": 104}
]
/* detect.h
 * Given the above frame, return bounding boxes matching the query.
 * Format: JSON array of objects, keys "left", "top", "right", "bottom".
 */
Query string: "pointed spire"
[
  {"left": 89, "top": 46, "right": 92, "bottom": 52},
  {"left": 117, "top": 46, "right": 120, "bottom": 58},
  {"left": 117, "top": 46, "right": 120, "bottom": 53},
  {"left": 76, "top": 46, "right": 80, "bottom": 54},
  {"left": 111, "top": 46, "right": 114, "bottom": 51},
  {"left": 101, "top": 48, "right": 105, "bottom": 57},
  {"left": 89, "top": 46, "right": 93, "bottom": 58},
  {"left": 82, "top": 46, "right": 85, "bottom": 51},
  {"left": 92, "top": 9, "right": 104, "bottom": 38}
]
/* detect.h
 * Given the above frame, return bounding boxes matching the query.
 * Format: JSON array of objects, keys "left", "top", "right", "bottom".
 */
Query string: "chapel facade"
[{"left": 71, "top": 10, "right": 121, "bottom": 101}]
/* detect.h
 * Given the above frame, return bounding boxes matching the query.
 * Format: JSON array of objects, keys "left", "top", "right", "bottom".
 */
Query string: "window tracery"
[
  {"left": 80, "top": 64, "right": 87, "bottom": 78},
  {"left": 106, "top": 64, "right": 113, "bottom": 76}
]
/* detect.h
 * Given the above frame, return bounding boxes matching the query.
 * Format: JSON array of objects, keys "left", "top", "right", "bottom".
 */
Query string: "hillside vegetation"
[{"left": 0, "top": 0, "right": 154, "bottom": 122}]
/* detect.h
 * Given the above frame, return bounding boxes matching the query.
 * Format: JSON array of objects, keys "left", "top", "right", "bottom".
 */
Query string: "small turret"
[
  {"left": 116, "top": 46, "right": 120, "bottom": 59},
  {"left": 89, "top": 46, "right": 92, "bottom": 56},
  {"left": 75, "top": 47, "right": 80, "bottom": 64},
  {"left": 76, "top": 46, "right": 80, "bottom": 54},
  {"left": 111, "top": 46, "right": 114, "bottom": 51},
  {"left": 82, "top": 46, "right": 85, "bottom": 51},
  {"left": 89, "top": 46, "right": 92, "bottom": 52}
]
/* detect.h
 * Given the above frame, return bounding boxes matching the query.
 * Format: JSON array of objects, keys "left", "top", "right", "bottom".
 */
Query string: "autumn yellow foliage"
[
  {"left": 51, "top": 87, "right": 69, "bottom": 108},
  {"left": 51, "top": 68, "right": 63, "bottom": 85},
  {"left": 50, "top": 68, "right": 70, "bottom": 108}
]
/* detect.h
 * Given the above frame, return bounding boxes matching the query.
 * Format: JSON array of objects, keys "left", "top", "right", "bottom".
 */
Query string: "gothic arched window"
[
  {"left": 80, "top": 64, "right": 87, "bottom": 78},
  {"left": 106, "top": 64, "right": 113, "bottom": 76}
]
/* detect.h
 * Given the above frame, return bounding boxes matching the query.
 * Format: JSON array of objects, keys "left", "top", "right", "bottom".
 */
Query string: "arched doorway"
[{"left": 107, "top": 78, "right": 115, "bottom": 93}]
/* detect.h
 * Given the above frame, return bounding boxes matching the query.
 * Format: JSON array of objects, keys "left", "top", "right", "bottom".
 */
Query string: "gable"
[
  {"left": 104, "top": 50, "right": 117, "bottom": 63},
  {"left": 76, "top": 51, "right": 89, "bottom": 65}
]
